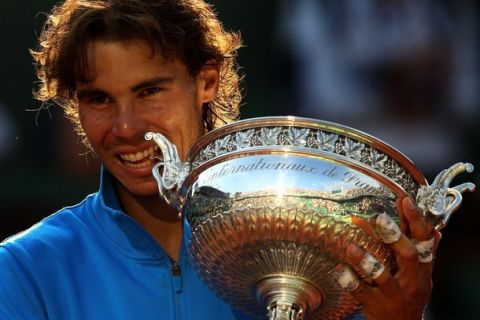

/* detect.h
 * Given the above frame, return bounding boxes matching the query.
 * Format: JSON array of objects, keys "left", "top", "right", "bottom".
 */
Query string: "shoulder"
[
  {"left": 0, "top": 195, "right": 97, "bottom": 319},
  {"left": 0, "top": 194, "right": 96, "bottom": 261}
]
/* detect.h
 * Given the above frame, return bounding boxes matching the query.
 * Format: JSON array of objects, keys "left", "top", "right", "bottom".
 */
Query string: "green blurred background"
[{"left": 0, "top": 1, "right": 479, "bottom": 319}]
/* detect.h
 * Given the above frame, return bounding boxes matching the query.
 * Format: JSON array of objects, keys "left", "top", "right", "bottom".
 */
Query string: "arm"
[{"left": 0, "top": 246, "right": 48, "bottom": 320}]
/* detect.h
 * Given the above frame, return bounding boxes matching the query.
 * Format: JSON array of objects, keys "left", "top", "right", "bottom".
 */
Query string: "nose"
[{"left": 112, "top": 101, "right": 148, "bottom": 142}]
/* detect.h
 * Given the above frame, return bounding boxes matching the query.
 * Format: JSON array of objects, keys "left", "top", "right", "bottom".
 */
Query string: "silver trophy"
[{"left": 145, "top": 117, "right": 475, "bottom": 320}]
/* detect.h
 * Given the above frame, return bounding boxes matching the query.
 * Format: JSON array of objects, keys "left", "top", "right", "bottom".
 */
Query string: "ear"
[{"left": 197, "top": 61, "right": 220, "bottom": 104}]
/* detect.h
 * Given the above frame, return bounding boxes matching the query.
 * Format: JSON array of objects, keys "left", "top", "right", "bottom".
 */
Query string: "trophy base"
[
  {"left": 255, "top": 274, "right": 323, "bottom": 320},
  {"left": 188, "top": 205, "right": 388, "bottom": 319}
]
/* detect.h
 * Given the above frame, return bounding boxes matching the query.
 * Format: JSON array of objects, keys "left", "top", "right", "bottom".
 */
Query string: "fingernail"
[
  {"left": 375, "top": 212, "right": 402, "bottom": 244},
  {"left": 336, "top": 265, "right": 360, "bottom": 292}
]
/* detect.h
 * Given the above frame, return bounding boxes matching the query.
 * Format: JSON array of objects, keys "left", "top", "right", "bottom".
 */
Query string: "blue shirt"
[{"left": 0, "top": 169, "right": 363, "bottom": 319}]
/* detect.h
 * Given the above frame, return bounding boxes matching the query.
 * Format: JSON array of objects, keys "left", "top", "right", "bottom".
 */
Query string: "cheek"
[
  {"left": 78, "top": 108, "right": 110, "bottom": 147},
  {"left": 166, "top": 107, "right": 205, "bottom": 158},
  {"left": 184, "top": 93, "right": 206, "bottom": 130},
  {"left": 183, "top": 103, "right": 205, "bottom": 135},
  {"left": 153, "top": 95, "right": 204, "bottom": 134}
]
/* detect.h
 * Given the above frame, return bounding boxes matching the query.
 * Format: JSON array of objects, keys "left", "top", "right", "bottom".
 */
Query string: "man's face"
[{"left": 76, "top": 40, "right": 219, "bottom": 197}]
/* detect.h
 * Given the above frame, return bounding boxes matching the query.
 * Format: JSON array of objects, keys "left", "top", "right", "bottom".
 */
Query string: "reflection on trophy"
[{"left": 145, "top": 117, "right": 475, "bottom": 320}]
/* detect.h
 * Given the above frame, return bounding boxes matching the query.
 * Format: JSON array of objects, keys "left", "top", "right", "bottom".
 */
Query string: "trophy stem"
[
  {"left": 255, "top": 274, "right": 324, "bottom": 320},
  {"left": 267, "top": 302, "right": 302, "bottom": 320}
]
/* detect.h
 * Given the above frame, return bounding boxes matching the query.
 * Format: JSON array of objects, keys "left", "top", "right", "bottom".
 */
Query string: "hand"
[{"left": 337, "top": 197, "right": 442, "bottom": 320}]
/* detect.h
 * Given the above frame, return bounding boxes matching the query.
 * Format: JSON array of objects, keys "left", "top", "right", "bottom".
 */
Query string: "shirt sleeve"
[{"left": 0, "top": 246, "right": 47, "bottom": 320}]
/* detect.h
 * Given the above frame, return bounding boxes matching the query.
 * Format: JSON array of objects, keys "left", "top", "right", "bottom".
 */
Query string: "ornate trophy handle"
[
  {"left": 145, "top": 132, "right": 191, "bottom": 210},
  {"left": 416, "top": 163, "right": 475, "bottom": 230}
]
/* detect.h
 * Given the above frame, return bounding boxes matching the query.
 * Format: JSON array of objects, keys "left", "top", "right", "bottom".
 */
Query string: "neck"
[{"left": 115, "top": 182, "right": 183, "bottom": 261}]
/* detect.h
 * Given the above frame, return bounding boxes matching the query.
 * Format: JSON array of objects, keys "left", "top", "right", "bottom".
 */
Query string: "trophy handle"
[
  {"left": 416, "top": 162, "right": 475, "bottom": 230},
  {"left": 145, "top": 132, "right": 191, "bottom": 210}
]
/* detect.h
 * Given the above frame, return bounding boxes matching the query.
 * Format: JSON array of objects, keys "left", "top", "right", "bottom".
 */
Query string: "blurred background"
[{"left": 0, "top": 0, "right": 479, "bottom": 319}]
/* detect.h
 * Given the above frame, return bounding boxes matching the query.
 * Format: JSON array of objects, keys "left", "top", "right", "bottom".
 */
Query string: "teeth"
[
  {"left": 120, "top": 146, "right": 159, "bottom": 164},
  {"left": 125, "top": 160, "right": 153, "bottom": 168}
]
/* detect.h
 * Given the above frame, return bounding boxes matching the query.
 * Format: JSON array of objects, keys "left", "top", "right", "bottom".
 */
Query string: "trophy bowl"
[{"left": 145, "top": 116, "right": 474, "bottom": 320}]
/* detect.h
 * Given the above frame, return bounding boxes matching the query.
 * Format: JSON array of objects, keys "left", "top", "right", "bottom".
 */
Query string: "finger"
[
  {"left": 421, "top": 229, "right": 442, "bottom": 278},
  {"left": 374, "top": 212, "right": 402, "bottom": 244},
  {"left": 351, "top": 215, "right": 377, "bottom": 237},
  {"left": 346, "top": 244, "right": 385, "bottom": 280},
  {"left": 400, "top": 196, "right": 438, "bottom": 287},
  {"left": 336, "top": 264, "right": 361, "bottom": 292},
  {"left": 335, "top": 264, "right": 375, "bottom": 303},
  {"left": 433, "top": 229, "right": 442, "bottom": 253},
  {"left": 372, "top": 212, "right": 421, "bottom": 278},
  {"left": 373, "top": 206, "right": 438, "bottom": 308},
  {"left": 396, "top": 198, "right": 409, "bottom": 235},
  {"left": 373, "top": 207, "right": 438, "bottom": 297},
  {"left": 401, "top": 197, "right": 433, "bottom": 241},
  {"left": 346, "top": 245, "right": 404, "bottom": 298}
]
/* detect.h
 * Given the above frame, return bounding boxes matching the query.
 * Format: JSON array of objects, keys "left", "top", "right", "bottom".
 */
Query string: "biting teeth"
[{"left": 120, "top": 146, "right": 159, "bottom": 162}]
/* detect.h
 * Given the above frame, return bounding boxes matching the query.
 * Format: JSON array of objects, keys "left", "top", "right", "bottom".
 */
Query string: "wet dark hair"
[{"left": 32, "top": 0, "right": 243, "bottom": 148}]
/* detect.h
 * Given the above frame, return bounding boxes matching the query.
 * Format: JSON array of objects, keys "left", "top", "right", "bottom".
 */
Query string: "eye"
[
  {"left": 76, "top": 89, "right": 113, "bottom": 109},
  {"left": 139, "top": 87, "right": 162, "bottom": 97},
  {"left": 89, "top": 95, "right": 112, "bottom": 105}
]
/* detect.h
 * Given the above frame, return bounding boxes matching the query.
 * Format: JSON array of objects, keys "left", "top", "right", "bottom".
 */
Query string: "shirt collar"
[{"left": 92, "top": 167, "right": 178, "bottom": 261}]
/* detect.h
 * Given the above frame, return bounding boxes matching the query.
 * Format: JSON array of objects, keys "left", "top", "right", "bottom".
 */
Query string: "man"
[{"left": 0, "top": 1, "right": 438, "bottom": 319}]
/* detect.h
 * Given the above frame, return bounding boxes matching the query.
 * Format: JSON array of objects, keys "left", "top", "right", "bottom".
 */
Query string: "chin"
[
  {"left": 129, "top": 185, "right": 161, "bottom": 198},
  {"left": 118, "top": 178, "right": 161, "bottom": 198}
]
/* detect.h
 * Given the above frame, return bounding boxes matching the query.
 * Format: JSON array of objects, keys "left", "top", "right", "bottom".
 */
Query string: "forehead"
[{"left": 76, "top": 39, "right": 188, "bottom": 86}]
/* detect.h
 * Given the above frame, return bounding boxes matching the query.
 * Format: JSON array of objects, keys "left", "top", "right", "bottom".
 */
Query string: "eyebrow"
[
  {"left": 76, "top": 89, "right": 107, "bottom": 100},
  {"left": 76, "top": 76, "right": 175, "bottom": 99},
  {"left": 131, "top": 76, "right": 174, "bottom": 92}
]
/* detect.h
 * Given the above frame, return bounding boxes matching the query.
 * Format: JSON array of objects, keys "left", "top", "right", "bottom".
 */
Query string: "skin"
[
  {"left": 76, "top": 39, "right": 219, "bottom": 260},
  {"left": 347, "top": 197, "right": 441, "bottom": 320},
  {"left": 75, "top": 38, "right": 435, "bottom": 320}
]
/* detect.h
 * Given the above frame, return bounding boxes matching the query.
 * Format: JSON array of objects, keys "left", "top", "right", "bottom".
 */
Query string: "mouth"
[{"left": 118, "top": 145, "right": 162, "bottom": 168}]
